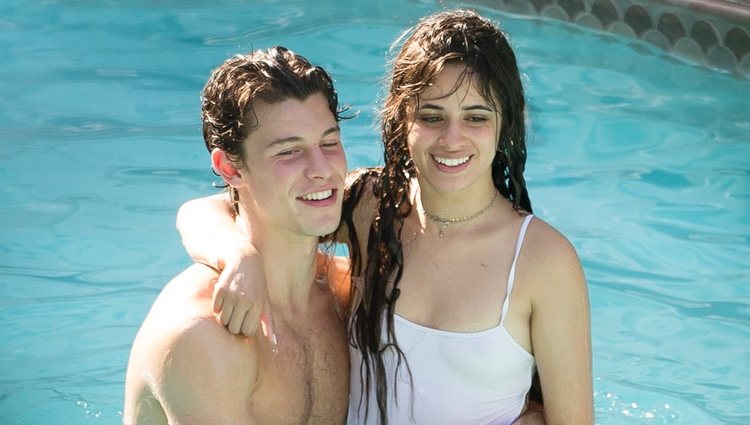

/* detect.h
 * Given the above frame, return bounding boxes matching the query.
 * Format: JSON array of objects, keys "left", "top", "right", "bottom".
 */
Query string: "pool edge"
[{"left": 466, "top": 0, "right": 750, "bottom": 78}]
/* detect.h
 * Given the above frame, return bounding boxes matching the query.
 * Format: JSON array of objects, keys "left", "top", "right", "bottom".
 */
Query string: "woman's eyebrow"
[
  {"left": 463, "top": 105, "right": 494, "bottom": 112},
  {"left": 418, "top": 103, "right": 494, "bottom": 112}
]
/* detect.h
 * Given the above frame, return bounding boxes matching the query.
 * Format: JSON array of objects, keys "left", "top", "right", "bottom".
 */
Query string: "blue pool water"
[{"left": 0, "top": 0, "right": 748, "bottom": 424}]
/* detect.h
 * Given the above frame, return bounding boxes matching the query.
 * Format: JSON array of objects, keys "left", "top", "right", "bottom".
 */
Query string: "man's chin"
[
  {"left": 318, "top": 222, "right": 342, "bottom": 238},
  {"left": 303, "top": 219, "right": 342, "bottom": 239}
]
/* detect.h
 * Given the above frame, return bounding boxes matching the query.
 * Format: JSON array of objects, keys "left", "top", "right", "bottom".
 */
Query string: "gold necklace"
[{"left": 423, "top": 192, "right": 499, "bottom": 237}]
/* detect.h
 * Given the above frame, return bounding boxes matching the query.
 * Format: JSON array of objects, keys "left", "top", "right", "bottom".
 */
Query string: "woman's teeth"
[{"left": 433, "top": 155, "right": 470, "bottom": 167}]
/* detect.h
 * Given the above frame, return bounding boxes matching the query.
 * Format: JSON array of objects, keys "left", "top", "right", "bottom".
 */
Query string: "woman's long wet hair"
[{"left": 348, "top": 10, "right": 538, "bottom": 423}]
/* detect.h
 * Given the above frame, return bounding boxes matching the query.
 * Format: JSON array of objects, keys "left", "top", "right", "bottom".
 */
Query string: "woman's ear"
[{"left": 211, "top": 148, "right": 245, "bottom": 188}]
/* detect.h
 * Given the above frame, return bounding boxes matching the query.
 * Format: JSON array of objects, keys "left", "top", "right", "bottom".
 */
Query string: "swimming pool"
[{"left": 0, "top": 0, "right": 747, "bottom": 423}]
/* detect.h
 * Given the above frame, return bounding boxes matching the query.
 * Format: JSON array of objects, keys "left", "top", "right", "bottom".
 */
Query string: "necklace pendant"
[{"left": 423, "top": 192, "right": 499, "bottom": 240}]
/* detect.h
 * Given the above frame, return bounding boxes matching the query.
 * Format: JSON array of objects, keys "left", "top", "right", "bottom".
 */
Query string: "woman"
[{"left": 178, "top": 10, "right": 592, "bottom": 425}]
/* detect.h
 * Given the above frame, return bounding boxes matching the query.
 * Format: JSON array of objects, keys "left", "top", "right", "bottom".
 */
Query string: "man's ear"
[{"left": 211, "top": 148, "right": 245, "bottom": 187}]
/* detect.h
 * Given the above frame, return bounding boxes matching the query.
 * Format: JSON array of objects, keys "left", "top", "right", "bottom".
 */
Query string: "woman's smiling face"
[{"left": 407, "top": 63, "right": 501, "bottom": 198}]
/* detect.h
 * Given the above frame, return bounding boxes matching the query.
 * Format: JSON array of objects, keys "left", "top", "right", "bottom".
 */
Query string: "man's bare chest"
[{"left": 251, "top": 311, "right": 349, "bottom": 424}]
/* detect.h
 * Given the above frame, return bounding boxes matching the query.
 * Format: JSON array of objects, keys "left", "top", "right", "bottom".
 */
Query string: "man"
[{"left": 124, "top": 46, "right": 350, "bottom": 424}]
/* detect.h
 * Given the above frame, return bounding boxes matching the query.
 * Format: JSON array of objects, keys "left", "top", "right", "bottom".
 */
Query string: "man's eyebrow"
[
  {"left": 266, "top": 125, "right": 341, "bottom": 148},
  {"left": 267, "top": 136, "right": 303, "bottom": 148},
  {"left": 418, "top": 103, "right": 494, "bottom": 112},
  {"left": 322, "top": 125, "right": 341, "bottom": 137}
]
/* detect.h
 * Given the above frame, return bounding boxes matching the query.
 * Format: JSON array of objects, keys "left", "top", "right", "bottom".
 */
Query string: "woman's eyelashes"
[
  {"left": 466, "top": 114, "right": 490, "bottom": 123},
  {"left": 416, "top": 113, "right": 492, "bottom": 125},
  {"left": 418, "top": 114, "right": 442, "bottom": 123}
]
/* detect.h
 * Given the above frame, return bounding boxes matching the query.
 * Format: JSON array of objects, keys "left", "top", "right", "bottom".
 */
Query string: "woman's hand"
[{"left": 212, "top": 242, "right": 276, "bottom": 346}]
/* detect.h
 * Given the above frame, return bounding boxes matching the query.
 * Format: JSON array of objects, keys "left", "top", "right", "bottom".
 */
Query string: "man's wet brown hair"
[
  {"left": 201, "top": 45, "right": 345, "bottom": 167},
  {"left": 201, "top": 46, "right": 346, "bottom": 211}
]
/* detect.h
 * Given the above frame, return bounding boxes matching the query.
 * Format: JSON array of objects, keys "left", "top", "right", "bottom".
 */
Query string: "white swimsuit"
[{"left": 348, "top": 214, "right": 536, "bottom": 425}]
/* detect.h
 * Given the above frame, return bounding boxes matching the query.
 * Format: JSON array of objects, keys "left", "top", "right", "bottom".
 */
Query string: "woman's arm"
[
  {"left": 176, "top": 192, "right": 273, "bottom": 339},
  {"left": 176, "top": 192, "right": 238, "bottom": 269},
  {"left": 174, "top": 169, "right": 380, "bottom": 338},
  {"left": 527, "top": 223, "right": 594, "bottom": 425}
]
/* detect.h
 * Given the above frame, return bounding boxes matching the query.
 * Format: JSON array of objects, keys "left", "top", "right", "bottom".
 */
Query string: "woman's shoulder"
[
  {"left": 523, "top": 215, "right": 577, "bottom": 255},
  {"left": 316, "top": 252, "right": 352, "bottom": 315},
  {"left": 520, "top": 215, "right": 586, "bottom": 293},
  {"left": 337, "top": 167, "right": 382, "bottom": 247},
  {"left": 344, "top": 166, "right": 382, "bottom": 212},
  {"left": 345, "top": 166, "right": 382, "bottom": 188}
]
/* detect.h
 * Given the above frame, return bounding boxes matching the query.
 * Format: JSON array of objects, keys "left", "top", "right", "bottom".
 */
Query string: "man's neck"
[{"left": 238, "top": 210, "right": 320, "bottom": 309}]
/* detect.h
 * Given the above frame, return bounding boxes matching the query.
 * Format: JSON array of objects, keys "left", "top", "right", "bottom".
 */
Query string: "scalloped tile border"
[{"left": 480, "top": 0, "right": 750, "bottom": 77}]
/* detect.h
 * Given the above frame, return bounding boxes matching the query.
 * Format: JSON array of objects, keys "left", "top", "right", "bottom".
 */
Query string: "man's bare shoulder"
[
  {"left": 131, "top": 264, "right": 216, "bottom": 338},
  {"left": 155, "top": 309, "right": 259, "bottom": 406},
  {"left": 141, "top": 263, "right": 257, "bottom": 359},
  {"left": 126, "top": 264, "right": 259, "bottom": 421}
]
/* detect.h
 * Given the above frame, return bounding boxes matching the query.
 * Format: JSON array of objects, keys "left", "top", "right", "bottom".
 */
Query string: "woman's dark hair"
[{"left": 349, "top": 9, "right": 535, "bottom": 423}]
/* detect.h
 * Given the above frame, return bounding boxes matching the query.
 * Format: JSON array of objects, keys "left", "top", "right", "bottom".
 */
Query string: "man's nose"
[{"left": 305, "top": 147, "right": 334, "bottom": 180}]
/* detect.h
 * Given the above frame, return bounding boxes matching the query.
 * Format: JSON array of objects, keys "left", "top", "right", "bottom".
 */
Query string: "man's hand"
[{"left": 212, "top": 243, "right": 276, "bottom": 346}]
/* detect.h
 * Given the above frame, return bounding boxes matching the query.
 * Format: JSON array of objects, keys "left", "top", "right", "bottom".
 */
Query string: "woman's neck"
[{"left": 415, "top": 178, "right": 498, "bottom": 220}]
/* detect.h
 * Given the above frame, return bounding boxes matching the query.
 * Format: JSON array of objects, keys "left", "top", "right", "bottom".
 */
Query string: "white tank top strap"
[{"left": 500, "top": 214, "right": 534, "bottom": 323}]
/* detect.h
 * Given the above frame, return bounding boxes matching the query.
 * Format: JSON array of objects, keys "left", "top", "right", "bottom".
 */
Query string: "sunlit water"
[{"left": 0, "top": 0, "right": 747, "bottom": 424}]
